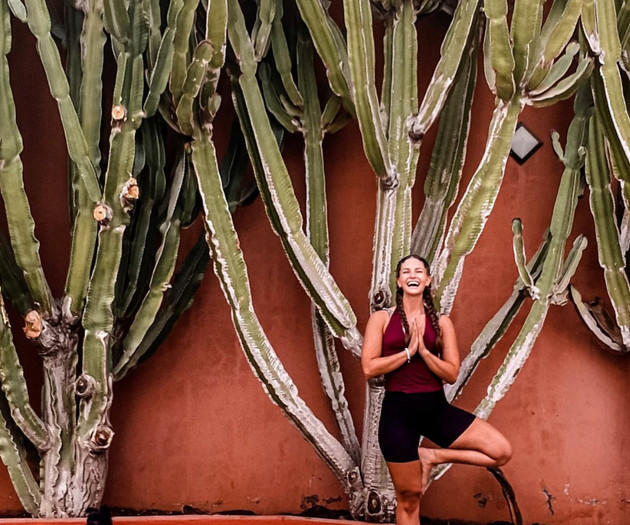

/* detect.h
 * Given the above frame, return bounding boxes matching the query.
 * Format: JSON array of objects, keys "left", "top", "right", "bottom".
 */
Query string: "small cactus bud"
[
  {"left": 91, "top": 425, "right": 114, "bottom": 452},
  {"left": 120, "top": 178, "right": 139, "bottom": 211},
  {"left": 111, "top": 104, "right": 127, "bottom": 122},
  {"left": 23, "top": 310, "right": 43, "bottom": 339},
  {"left": 123, "top": 178, "right": 139, "bottom": 200},
  {"left": 93, "top": 203, "right": 113, "bottom": 224},
  {"left": 75, "top": 374, "right": 95, "bottom": 398}
]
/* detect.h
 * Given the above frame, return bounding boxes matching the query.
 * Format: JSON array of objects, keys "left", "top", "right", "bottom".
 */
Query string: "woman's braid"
[
  {"left": 395, "top": 286, "right": 410, "bottom": 343},
  {"left": 423, "top": 285, "right": 443, "bottom": 353}
]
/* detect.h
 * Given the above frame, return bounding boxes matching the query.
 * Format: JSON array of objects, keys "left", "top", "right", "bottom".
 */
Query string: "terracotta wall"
[{"left": 1, "top": 8, "right": 629, "bottom": 525}]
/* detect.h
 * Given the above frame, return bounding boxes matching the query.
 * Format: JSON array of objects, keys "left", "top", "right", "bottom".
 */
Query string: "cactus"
[
  {"left": 3, "top": 0, "right": 630, "bottom": 520},
  {"left": 0, "top": 0, "right": 249, "bottom": 516}
]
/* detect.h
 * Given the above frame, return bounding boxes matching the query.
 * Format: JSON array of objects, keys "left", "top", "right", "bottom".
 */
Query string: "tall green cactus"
[
  {"left": 0, "top": 0, "right": 242, "bottom": 516},
  {"left": 3, "top": 0, "right": 630, "bottom": 521}
]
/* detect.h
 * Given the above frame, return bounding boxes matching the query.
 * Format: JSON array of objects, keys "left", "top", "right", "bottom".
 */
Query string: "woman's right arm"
[{"left": 361, "top": 311, "right": 413, "bottom": 379}]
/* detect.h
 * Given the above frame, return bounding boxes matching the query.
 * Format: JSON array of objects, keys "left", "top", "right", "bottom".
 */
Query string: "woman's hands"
[
  {"left": 406, "top": 316, "right": 426, "bottom": 359},
  {"left": 407, "top": 318, "right": 420, "bottom": 358}
]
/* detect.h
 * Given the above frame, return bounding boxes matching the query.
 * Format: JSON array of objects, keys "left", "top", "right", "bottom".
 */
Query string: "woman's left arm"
[{"left": 416, "top": 315, "right": 460, "bottom": 384}]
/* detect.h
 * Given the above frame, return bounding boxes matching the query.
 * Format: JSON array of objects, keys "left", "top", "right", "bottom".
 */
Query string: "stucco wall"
[{"left": 0, "top": 7, "right": 628, "bottom": 525}]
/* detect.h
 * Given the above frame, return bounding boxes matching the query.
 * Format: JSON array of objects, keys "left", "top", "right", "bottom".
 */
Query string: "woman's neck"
[{"left": 402, "top": 294, "right": 424, "bottom": 314}]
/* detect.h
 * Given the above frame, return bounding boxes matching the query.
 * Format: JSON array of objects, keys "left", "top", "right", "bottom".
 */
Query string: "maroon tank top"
[{"left": 382, "top": 309, "right": 443, "bottom": 393}]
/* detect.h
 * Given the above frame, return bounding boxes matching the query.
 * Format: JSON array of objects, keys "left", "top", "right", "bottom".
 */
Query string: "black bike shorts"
[{"left": 378, "top": 389, "right": 476, "bottom": 463}]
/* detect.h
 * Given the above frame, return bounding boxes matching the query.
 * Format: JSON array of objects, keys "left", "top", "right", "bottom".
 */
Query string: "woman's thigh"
[
  {"left": 387, "top": 461, "right": 423, "bottom": 495},
  {"left": 449, "top": 418, "right": 512, "bottom": 462}
]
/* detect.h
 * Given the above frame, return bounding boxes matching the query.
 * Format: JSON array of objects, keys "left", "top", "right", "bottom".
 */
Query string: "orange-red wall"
[{"left": 1, "top": 9, "right": 629, "bottom": 525}]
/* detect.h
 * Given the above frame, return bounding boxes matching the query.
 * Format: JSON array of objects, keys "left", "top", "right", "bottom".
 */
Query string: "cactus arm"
[
  {"left": 553, "top": 235, "right": 588, "bottom": 304},
  {"left": 483, "top": 0, "right": 515, "bottom": 100},
  {"left": 0, "top": 232, "right": 32, "bottom": 315},
  {"left": 381, "top": 21, "right": 393, "bottom": 131},
  {"left": 113, "top": 157, "right": 185, "bottom": 380},
  {"left": 537, "top": 0, "right": 583, "bottom": 68},
  {"left": 483, "top": 17, "right": 497, "bottom": 94},
  {"left": 252, "top": 0, "right": 275, "bottom": 60},
  {"left": 231, "top": 77, "right": 361, "bottom": 354},
  {"left": 368, "top": 0, "right": 420, "bottom": 312},
  {"left": 206, "top": 0, "right": 227, "bottom": 62},
  {"left": 78, "top": 0, "right": 147, "bottom": 446},
  {"left": 0, "top": 399, "right": 40, "bottom": 515},
  {"left": 409, "top": 0, "right": 480, "bottom": 138},
  {"left": 527, "top": 55, "right": 593, "bottom": 107},
  {"left": 64, "top": 207, "right": 98, "bottom": 317},
  {"left": 117, "top": 119, "right": 167, "bottom": 316},
  {"left": 298, "top": 33, "right": 326, "bottom": 260},
  {"left": 102, "top": 0, "right": 128, "bottom": 42},
  {"left": 269, "top": 5, "right": 303, "bottom": 108},
  {"left": 0, "top": 0, "right": 56, "bottom": 317},
  {"left": 146, "top": 0, "right": 161, "bottom": 64},
  {"left": 63, "top": 0, "right": 106, "bottom": 316},
  {"left": 294, "top": 0, "right": 352, "bottom": 108},
  {"left": 569, "top": 284, "right": 625, "bottom": 351},
  {"left": 378, "top": 0, "right": 419, "bottom": 292},
  {"left": 171, "top": 0, "right": 200, "bottom": 106},
  {"left": 124, "top": 232, "right": 209, "bottom": 369},
  {"left": 511, "top": 219, "right": 540, "bottom": 299},
  {"left": 78, "top": 0, "right": 106, "bottom": 175},
  {"left": 471, "top": 94, "right": 587, "bottom": 419},
  {"left": 143, "top": 0, "right": 187, "bottom": 119},
  {"left": 259, "top": 64, "right": 301, "bottom": 132},
  {"left": 323, "top": 106, "right": 352, "bottom": 135},
  {"left": 175, "top": 40, "right": 213, "bottom": 136},
  {"left": 474, "top": 232, "right": 584, "bottom": 424},
  {"left": 22, "top": 0, "right": 101, "bottom": 203},
  {"left": 421, "top": 115, "right": 591, "bottom": 489},
  {"left": 143, "top": 27, "right": 175, "bottom": 118},
  {"left": 588, "top": 0, "right": 630, "bottom": 165},
  {"left": 411, "top": 33, "right": 477, "bottom": 263},
  {"left": 297, "top": 32, "right": 361, "bottom": 464},
  {"left": 591, "top": 67, "right": 630, "bottom": 185},
  {"left": 190, "top": 125, "right": 359, "bottom": 492},
  {"left": 228, "top": 2, "right": 362, "bottom": 354},
  {"left": 528, "top": 41, "right": 580, "bottom": 94},
  {"left": 510, "top": 0, "right": 543, "bottom": 86},
  {"left": 584, "top": 115, "right": 630, "bottom": 346},
  {"left": 445, "top": 230, "right": 551, "bottom": 402},
  {"left": 435, "top": 98, "right": 522, "bottom": 314},
  {"left": 7, "top": 0, "right": 25, "bottom": 20},
  {"left": 0, "top": 297, "right": 49, "bottom": 450},
  {"left": 342, "top": 0, "right": 391, "bottom": 180},
  {"left": 580, "top": 0, "right": 596, "bottom": 46}
]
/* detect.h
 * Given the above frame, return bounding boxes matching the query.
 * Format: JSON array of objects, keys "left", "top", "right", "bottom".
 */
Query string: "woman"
[{"left": 361, "top": 254, "right": 511, "bottom": 525}]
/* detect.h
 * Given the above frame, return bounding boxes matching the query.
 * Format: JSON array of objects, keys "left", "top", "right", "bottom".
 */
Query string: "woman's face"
[{"left": 396, "top": 257, "right": 431, "bottom": 296}]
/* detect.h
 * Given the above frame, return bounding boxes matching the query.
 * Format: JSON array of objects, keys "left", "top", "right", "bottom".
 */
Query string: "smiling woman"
[{"left": 361, "top": 254, "right": 512, "bottom": 525}]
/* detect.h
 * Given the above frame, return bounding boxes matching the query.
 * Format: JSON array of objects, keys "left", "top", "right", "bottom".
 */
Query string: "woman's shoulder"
[
  {"left": 438, "top": 313, "right": 454, "bottom": 329},
  {"left": 370, "top": 308, "right": 393, "bottom": 321}
]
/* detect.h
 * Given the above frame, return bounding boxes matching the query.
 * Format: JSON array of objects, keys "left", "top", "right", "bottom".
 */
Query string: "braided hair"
[{"left": 395, "top": 254, "right": 443, "bottom": 353}]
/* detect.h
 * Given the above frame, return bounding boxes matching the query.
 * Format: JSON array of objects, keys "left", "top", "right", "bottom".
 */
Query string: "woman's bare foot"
[{"left": 418, "top": 447, "right": 437, "bottom": 494}]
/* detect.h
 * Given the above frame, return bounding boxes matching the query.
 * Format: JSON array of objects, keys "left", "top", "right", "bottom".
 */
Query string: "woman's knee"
[
  {"left": 396, "top": 489, "right": 422, "bottom": 513},
  {"left": 493, "top": 437, "right": 512, "bottom": 466}
]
